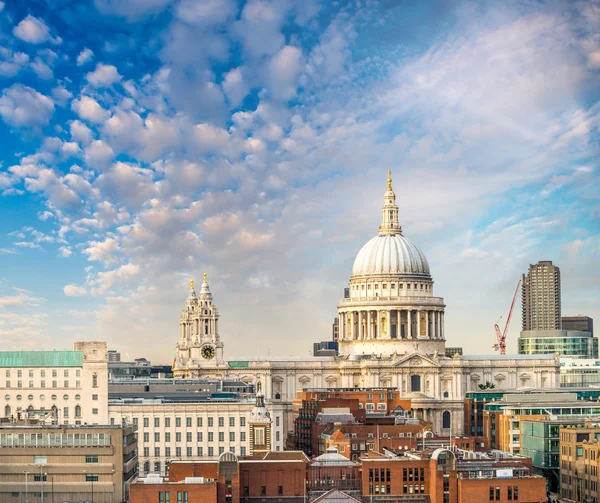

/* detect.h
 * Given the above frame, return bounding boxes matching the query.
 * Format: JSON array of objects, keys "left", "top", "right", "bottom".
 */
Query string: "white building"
[
  {"left": 0, "top": 341, "right": 108, "bottom": 425},
  {"left": 108, "top": 394, "right": 287, "bottom": 477},
  {"left": 172, "top": 171, "right": 560, "bottom": 435}
]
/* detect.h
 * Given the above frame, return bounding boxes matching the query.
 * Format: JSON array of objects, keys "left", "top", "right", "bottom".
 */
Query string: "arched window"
[
  {"left": 4, "top": 405, "right": 10, "bottom": 417},
  {"left": 442, "top": 411, "right": 451, "bottom": 429},
  {"left": 143, "top": 461, "right": 150, "bottom": 474},
  {"left": 154, "top": 461, "right": 161, "bottom": 473},
  {"left": 410, "top": 375, "right": 421, "bottom": 392},
  {"left": 443, "top": 391, "right": 449, "bottom": 398},
  {"left": 75, "top": 405, "right": 81, "bottom": 417}
]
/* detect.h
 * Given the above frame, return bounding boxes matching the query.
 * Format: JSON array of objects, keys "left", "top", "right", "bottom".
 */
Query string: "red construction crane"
[{"left": 492, "top": 280, "right": 521, "bottom": 355}]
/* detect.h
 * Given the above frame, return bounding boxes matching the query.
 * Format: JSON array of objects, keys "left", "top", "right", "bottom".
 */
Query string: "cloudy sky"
[{"left": 0, "top": 0, "right": 598, "bottom": 363}]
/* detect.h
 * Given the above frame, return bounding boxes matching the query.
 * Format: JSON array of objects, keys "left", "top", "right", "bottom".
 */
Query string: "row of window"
[
  {"left": 352, "top": 283, "right": 430, "bottom": 291},
  {"left": 158, "top": 491, "right": 188, "bottom": 503},
  {"left": 489, "top": 486, "right": 519, "bottom": 501},
  {"left": 142, "top": 431, "right": 246, "bottom": 443},
  {"left": 369, "top": 468, "right": 391, "bottom": 483},
  {"left": 2, "top": 380, "right": 81, "bottom": 388},
  {"left": 4, "top": 404, "right": 98, "bottom": 417},
  {"left": 140, "top": 416, "right": 247, "bottom": 428},
  {"left": 143, "top": 446, "right": 247, "bottom": 460},
  {"left": 5, "top": 369, "right": 81, "bottom": 378},
  {"left": 5, "top": 393, "right": 99, "bottom": 401}
]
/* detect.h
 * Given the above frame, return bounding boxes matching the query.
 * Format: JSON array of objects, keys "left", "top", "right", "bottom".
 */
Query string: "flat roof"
[{"left": 0, "top": 351, "right": 83, "bottom": 368}]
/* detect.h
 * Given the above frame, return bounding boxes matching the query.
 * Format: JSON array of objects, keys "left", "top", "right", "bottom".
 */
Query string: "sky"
[{"left": 0, "top": 0, "right": 598, "bottom": 363}]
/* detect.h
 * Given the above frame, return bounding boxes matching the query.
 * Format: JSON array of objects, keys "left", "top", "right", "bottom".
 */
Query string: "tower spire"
[{"left": 379, "top": 169, "right": 401, "bottom": 235}]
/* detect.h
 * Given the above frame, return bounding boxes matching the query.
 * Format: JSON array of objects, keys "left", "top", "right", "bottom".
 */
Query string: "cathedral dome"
[
  {"left": 352, "top": 233, "right": 430, "bottom": 278},
  {"left": 350, "top": 169, "right": 430, "bottom": 279}
]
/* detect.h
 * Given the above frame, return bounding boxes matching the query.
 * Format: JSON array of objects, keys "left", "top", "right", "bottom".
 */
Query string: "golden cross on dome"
[
  {"left": 190, "top": 279, "right": 194, "bottom": 289},
  {"left": 203, "top": 272, "right": 207, "bottom": 283},
  {"left": 387, "top": 169, "right": 392, "bottom": 190}
]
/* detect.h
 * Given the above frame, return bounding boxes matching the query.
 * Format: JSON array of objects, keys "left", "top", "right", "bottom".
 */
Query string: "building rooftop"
[{"left": 0, "top": 350, "right": 83, "bottom": 368}]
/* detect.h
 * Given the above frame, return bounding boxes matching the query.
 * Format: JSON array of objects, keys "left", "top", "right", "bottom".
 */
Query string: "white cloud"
[
  {"left": 94, "top": 0, "right": 173, "bottom": 21},
  {"left": 0, "top": 84, "right": 54, "bottom": 128},
  {"left": 51, "top": 86, "right": 73, "bottom": 107},
  {"left": 64, "top": 284, "right": 87, "bottom": 296},
  {"left": 86, "top": 63, "right": 122, "bottom": 87},
  {"left": 84, "top": 140, "right": 114, "bottom": 170},
  {"left": 84, "top": 237, "right": 120, "bottom": 265},
  {"left": 222, "top": 67, "right": 248, "bottom": 107},
  {"left": 14, "top": 241, "right": 42, "bottom": 249},
  {"left": 235, "top": 0, "right": 287, "bottom": 58},
  {"left": 175, "top": 0, "right": 237, "bottom": 27},
  {"left": 23, "top": 168, "right": 81, "bottom": 209},
  {"left": 70, "top": 120, "right": 94, "bottom": 145},
  {"left": 71, "top": 95, "right": 110, "bottom": 124},
  {"left": 0, "top": 48, "right": 29, "bottom": 77},
  {"left": 76, "top": 48, "right": 94, "bottom": 66},
  {"left": 0, "top": 290, "right": 44, "bottom": 308},
  {"left": 93, "top": 262, "right": 140, "bottom": 294},
  {"left": 31, "top": 57, "right": 53, "bottom": 79},
  {"left": 267, "top": 45, "right": 303, "bottom": 101},
  {"left": 13, "top": 15, "right": 58, "bottom": 44}
]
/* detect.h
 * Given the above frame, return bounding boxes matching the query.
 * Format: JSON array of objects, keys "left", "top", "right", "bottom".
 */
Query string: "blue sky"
[{"left": 0, "top": 0, "right": 598, "bottom": 362}]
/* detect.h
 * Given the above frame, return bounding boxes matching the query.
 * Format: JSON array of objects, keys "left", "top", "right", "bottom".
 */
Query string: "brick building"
[
  {"left": 0, "top": 421, "right": 138, "bottom": 502},
  {"left": 559, "top": 421, "right": 600, "bottom": 502},
  {"left": 291, "top": 388, "right": 412, "bottom": 456},
  {"left": 130, "top": 451, "right": 310, "bottom": 503}
]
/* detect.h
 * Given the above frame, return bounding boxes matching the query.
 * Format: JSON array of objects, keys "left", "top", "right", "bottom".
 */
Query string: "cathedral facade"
[{"left": 173, "top": 172, "right": 560, "bottom": 434}]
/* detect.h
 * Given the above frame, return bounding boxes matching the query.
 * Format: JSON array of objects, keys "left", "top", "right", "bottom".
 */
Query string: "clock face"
[{"left": 201, "top": 345, "right": 215, "bottom": 360}]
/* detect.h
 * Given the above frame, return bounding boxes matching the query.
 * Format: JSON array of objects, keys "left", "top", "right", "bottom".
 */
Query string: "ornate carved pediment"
[
  {"left": 325, "top": 375, "right": 338, "bottom": 384},
  {"left": 392, "top": 353, "right": 440, "bottom": 369},
  {"left": 441, "top": 374, "right": 453, "bottom": 382},
  {"left": 298, "top": 375, "right": 311, "bottom": 384},
  {"left": 272, "top": 376, "right": 284, "bottom": 383},
  {"left": 494, "top": 373, "right": 506, "bottom": 382}
]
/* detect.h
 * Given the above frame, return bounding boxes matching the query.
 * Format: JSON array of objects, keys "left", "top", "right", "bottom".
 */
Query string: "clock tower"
[{"left": 172, "top": 273, "right": 224, "bottom": 376}]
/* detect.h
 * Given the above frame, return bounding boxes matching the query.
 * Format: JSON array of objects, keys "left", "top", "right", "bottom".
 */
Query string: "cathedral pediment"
[{"left": 392, "top": 353, "right": 440, "bottom": 368}]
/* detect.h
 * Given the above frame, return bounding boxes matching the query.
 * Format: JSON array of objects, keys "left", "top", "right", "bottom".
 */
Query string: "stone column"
[
  {"left": 367, "top": 311, "right": 372, "bottom": 340},
  {"left": 407, "top": 310, "right": 412, "bottom": 339},
  {"left": 386, "top": 310, "right": 391, "bottom": 339},
  {"left": 352, "top": 312, "right": 357, "bottom": 340},
  {"left": 375, "top": 310, "right": 380, "bottom": 339},
  {"left": 425, "top": 311, "right": 429, "bottom": 339},
  {"left": 441, "top": 312, "right": 444, "bottom": 339}
]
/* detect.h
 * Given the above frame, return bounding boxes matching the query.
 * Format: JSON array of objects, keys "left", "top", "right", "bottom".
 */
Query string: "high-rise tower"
[{"left": 521, "top": 261, "right": 561, "bottom": 331}]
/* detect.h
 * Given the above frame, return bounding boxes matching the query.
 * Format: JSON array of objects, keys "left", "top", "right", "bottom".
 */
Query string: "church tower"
[
  {"left": 248, "top": 381, "right": 272, "bottom": 456},
  {"left": 172, "top": 274, "right": 224, "bottom": 377}
]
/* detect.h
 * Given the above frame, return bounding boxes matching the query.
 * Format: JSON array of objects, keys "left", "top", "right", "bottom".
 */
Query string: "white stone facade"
[
  {"left": 172, "top": 172, "right": 561, "bottom": 436},
  {"left": 1, "top": 341, "right": 108, "bottom": 425},
  {"left": 108, "top": 398, "right": 287, "bottom": 476}
]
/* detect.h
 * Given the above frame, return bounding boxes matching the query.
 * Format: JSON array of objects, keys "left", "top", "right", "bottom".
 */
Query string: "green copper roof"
[{"left": 0, "top": 351, "right": 83, "bottom": 368}]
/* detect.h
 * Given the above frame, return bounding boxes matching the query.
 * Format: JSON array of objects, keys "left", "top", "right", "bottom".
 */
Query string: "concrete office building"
[
  {"left": 108, "top": 394, "right": 288, "bottom": 478},
  {"left": 0, "top": 422, "right": 138, "bottom": 502},
  {"left": 0, "top": 342, "right": 108, "bottom": 425},
  {"left": 522, "top": 260, "right": 561, "bottom": 331},
  {"left": 518, "top": 329, "right": 598, "bottom": 358},
  {"left": 561, "top": 315, "right": 594, "bottom": 335},
  {"left": 560, "top": 357, "right": 600, "bottom": 387}
]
